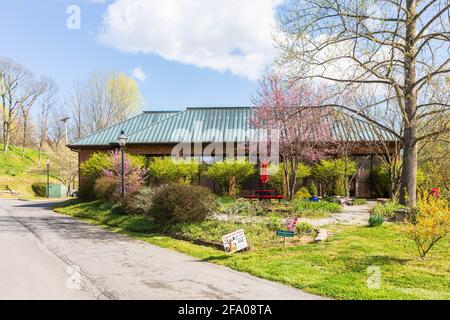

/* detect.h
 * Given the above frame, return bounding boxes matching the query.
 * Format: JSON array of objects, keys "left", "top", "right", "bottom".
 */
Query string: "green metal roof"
[
  {"left": 68, "top": 111, "right": 178, "bottom": 146},
  {"left": 68, "top": 107, "right": 396, "bottom": 147}
]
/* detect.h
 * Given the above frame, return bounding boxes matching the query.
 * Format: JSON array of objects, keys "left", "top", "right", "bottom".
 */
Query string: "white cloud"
[
  {"left": 131, "top": 66, "right": 147, "bottom": 81},
  {"left": 98, "top": 0, "right": 283, "bottom": 80}
]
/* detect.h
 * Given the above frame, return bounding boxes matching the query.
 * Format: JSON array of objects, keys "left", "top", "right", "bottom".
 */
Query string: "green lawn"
[
  {"left": 55, "top": 201, "right": 450, "bottom": 300},
  {"left": 0, "top": 144, "right": 56, "bottom": 197}
]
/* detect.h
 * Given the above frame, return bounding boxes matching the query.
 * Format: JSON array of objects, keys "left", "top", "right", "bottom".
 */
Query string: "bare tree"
[
  {"left": 278, "top": 0, "right": 450, "bottom": 206},
  {"left": 35, "top": 79, "right": 58, "bottom": 166},
  {"left": 0, "top": 59, "right": 43, "bottom": 157},
  {"left": 83, "top": 72, "right": 143, "bottom": 134},
  {"left": 69, "top": 80, "right": 84, "bottom": 140}
]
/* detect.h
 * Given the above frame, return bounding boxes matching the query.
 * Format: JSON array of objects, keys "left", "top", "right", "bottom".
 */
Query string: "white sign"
[{"left": 222, "top": 229, "right": 248, "bottom": 253}]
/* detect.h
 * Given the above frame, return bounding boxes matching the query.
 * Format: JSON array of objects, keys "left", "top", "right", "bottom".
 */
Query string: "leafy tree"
[
  {"left": 313, "top": 159, "right": 357, "bottom": 196},
  {"left": 268, "top": 162, "right": 311, "bottom": 196},
  {"left": 206, "top": 159, "right": 255, "bottom": 197},
  {"left": 148, "top": 156, "right": 199, "bottom": 184}
]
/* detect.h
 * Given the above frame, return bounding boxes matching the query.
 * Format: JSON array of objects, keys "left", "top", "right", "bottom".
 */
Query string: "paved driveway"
[{"left": 0, "top": 199, "right": 324, "bottom": 300}]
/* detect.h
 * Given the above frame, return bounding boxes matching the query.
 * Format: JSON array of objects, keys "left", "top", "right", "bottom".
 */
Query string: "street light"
[
  {"left": 46, "top": 159, "right": 51, "bottom": 198},
  {"left": 117, "top": 131, "right": 128, "bottom": 208},
  {"left": 59, "top": 117, "right": 71, "bottom": 146}
]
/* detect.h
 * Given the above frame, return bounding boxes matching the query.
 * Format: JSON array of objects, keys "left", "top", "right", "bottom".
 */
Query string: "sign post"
[{"left": 276, "top": 230, "right": 295, "bottom": 245}]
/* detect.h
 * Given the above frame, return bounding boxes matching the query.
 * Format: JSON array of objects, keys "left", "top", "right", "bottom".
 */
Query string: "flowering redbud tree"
[
  {"left": 103, "top": 150, "right": 147, "bottom": 207},
  {"left": 252, "top": 73, "right": 334, "bottom": 199}
]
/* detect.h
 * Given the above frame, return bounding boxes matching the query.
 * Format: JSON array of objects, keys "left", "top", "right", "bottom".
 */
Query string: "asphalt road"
[{"left": 0, "top": 199, "right": 324, "bottom": 300}]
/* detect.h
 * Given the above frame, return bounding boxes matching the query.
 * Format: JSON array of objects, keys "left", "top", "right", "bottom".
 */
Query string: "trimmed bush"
[
  {"left": 294, "top": 187, "right": 311, "bottom": 200},
  {"left": 151, "top": 184, "right": 217, "bottom": 223},
  {"left": 148, "top": 157, "right": 199, "bottom": 184},
  {"left": 31, "top": 182, "right": 47, "bottom": 197},
  {"left": 127, "top": 186, "right": 156, "bottom": 215},
  {"left": 206, "top": 159, "right": 255, "bottom": 196},
  {"left": 368, "top": 214, "right": 384, "bottom": 227},
  {"left": 79, "top": 152, "right": 112, "bottom": 201},
  {"left": 312, "top": 159, "right": 357, "bottom": 196}
]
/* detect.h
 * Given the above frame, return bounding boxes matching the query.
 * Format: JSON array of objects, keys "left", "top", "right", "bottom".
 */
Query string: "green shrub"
[
  {"left": 31, "top": 182, "right": 47, "bottom": 197},
  {"left": 266, "top": 162, "right": 311, "bottom": 195},
  {"left": 266, "top": 216, "right": 284, "bottom": 231},
  {"left": 368, "top": 214, "right": 384, "bottom": 227},
  {"left": 148, "top": 157, "right": 199, "bottom": 184},
  {"left": 93, "top": 176, "right": 117, "bottom": 203},
  {"left": 312, "top": 159, "right": 357, "bottom": 196},
  {"left": 206, "top": 159, "right": 255, "bottom": 196},
  {"left": 352, "top": 198, "right": 368, "bottom": 205},
  {"left": 308, "top": 183, "right": 318, "bottom": 196},
  {"left": 294, "top": 187, "right": 311, "bottom": 200},
  {"left": 372, "top": 201, "right": 404, "bottom": 219},
  {"left": 151, "top": 184, "right": 217, "bottom": 222},
  {"left": 127, "top": 186, "right": 156, "bottom": 215},
  {"left": 79, "top": 152, "right": 112, "bottom": 201},
  {"left": 295, "top": 222, "right": 317, "bottom": 236},
  {"left": 370, "top": 166, "right": 391, "bottom": 198},
  {"left": 110, "top": 203, "right": 123, "bottom": 215}
]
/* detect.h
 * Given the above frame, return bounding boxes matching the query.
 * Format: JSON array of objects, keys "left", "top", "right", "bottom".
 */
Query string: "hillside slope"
[{"left": 0, "top": 145, "right": 57, "bottom": 197}]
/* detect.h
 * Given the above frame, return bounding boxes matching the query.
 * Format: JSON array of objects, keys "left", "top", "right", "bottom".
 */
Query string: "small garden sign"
[
  {"left": 276, "top": 230, "right": 295, "bottom": 237},
  {"left": 222, "top": 229, "right": 248, "bottom": 253}
]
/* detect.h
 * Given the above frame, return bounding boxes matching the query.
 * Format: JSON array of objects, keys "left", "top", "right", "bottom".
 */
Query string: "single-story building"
[{"left": 68, "top": 106, "right": 398, "bottom": 197}]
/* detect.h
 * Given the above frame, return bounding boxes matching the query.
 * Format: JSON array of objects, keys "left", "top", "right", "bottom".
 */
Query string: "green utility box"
[{"left": 47, "top": 184, "right": 68, "bottom": 198}]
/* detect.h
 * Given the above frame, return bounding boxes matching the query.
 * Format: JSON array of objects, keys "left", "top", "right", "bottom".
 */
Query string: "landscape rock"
[{"left": 314, "top": 229, "right": 328, "bottom": 242}]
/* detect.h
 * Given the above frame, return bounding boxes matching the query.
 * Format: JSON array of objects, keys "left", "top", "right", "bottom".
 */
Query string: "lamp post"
[
  {"left": 117, "top": 131, "right": 128, "bottom": 208},
  {"left": 46, "top": 159, "right": 51, "bottom": 198}
]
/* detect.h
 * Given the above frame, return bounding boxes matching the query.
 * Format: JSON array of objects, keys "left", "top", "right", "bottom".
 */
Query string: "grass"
[
  {"left": 55, "top": 201, "right": 301, "bottom": 247},
  {"left": 55, "top": 200, "right": 450, "bottom": 300},
  {"left": 0, "top": 144, "right": 58, "bottom": 198},
  {"left": 292, "top": 199, "right": 341, "bottom": 218},
  {"left": 372, "top": 201, "right": 406, "bottom": 219},
  {"left": 352, "top": 198, "right": 368, "bottom": 205}
]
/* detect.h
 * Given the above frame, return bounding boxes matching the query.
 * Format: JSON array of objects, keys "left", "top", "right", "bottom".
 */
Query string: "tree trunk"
[
  {"left": 400, "top": 0, "right": 418, "bottom": 207},
  {"left": 3, "top": 122, "right": 10, "bottom": 157},
  {"left": 22, "top": 113, "right": 28, "bottom": 158}
]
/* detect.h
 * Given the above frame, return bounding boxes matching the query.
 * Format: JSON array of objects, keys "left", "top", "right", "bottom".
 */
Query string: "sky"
[{"left": 0, "top": 0, "right": 284, "bottom": 112}]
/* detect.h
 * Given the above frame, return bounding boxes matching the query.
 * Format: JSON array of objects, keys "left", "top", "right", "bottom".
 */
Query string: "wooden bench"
[
  {"left": 0, "top": 185, "right": 19, "bottom": 196},
  {"left": 244, "top": 189, "right": 284, "bottom": 201}
]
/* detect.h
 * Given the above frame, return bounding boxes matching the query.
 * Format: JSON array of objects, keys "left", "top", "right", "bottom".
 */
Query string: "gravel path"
[{"left": 299, "top": 201, "right": 375, "bottom": 227}]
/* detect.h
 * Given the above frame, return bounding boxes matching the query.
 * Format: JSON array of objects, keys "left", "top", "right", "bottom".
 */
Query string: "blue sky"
[{"left": 0, "top": 0, "right": 282, "bottom": 111}]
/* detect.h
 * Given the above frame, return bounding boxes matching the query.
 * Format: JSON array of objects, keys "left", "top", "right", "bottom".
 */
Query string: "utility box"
[{"left": 48, "top": 184, "right": 68, "bottom": 198}]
